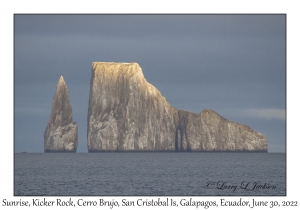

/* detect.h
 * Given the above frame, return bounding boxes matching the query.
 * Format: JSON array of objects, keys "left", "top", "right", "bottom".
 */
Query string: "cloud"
[
  {"left": 241, "top": 108, "right": 286, "bottom": 121},
  {"left": 267, "top": 144, "right": 286, "bottom": 153},
  {"left": 218, "top": 108, "right": 286, "bottom": 121}
]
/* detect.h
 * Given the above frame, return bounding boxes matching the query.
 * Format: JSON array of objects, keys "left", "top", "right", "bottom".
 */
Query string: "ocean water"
[{"left": 14, "top": 153, "right": 285, "bottom": 196}]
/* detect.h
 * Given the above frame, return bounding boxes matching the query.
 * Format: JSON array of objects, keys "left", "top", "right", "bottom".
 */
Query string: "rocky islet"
[
  {"left": 45, "top": 62, "right": 267, "bottom": 152},
  {"left": 87, "top": 62, "right": 267, "bottom": 152},
  {"left": 44, "top": 76, "right": 78, "bottom": 152}
]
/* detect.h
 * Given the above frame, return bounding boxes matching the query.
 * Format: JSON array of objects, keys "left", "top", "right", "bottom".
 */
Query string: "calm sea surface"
[{"left": 14, "top": 153, "right": 285, "bottom": 196}]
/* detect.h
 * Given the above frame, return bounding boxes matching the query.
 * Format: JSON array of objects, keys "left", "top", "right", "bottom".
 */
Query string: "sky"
[{"left": 14, "top": 14, "right": 286, "bottom": 153}]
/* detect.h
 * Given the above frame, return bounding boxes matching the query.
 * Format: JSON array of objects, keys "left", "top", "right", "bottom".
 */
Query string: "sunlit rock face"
[
  {"left": 87, "top": 62, "right": 267, "bottom": 152},
  {"left": 44, "top": 76, "right": 78, "bottom": 152},
  {"left": 87, "top": 62, "right": 177, "bottom": 151}
]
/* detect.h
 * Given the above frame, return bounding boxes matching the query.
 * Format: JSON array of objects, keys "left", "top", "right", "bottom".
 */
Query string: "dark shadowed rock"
[
  {"left": 87, "top": 62, "right": 267, "bottom": 152},
  {"left": 44, "top": 76, "right": 78, "bottom": 152},
  {"left": 174, "top": 109, "right": 267, "bottom": 151}
]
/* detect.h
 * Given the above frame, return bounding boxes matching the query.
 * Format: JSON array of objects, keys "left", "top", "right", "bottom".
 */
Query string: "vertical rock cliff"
[
  {"left": 87, "top": 62, "right": 177, "bottom": 151},
  {"left": 44, "top": 76, "right": 78, "bottom": 152},
  {"left": 87, "top": 62, "right": 267, "bottom": 152}
]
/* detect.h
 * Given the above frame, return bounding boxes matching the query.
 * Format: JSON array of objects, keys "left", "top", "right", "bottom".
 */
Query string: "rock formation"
[
  {"left": 87, "top": 62, "right": 267, "bottom": 152},
  {"left": 44, "top": 76, "right": 78, "bottom": 152}
]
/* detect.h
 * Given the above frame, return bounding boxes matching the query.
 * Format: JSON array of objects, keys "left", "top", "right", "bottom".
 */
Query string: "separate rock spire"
[{"left": 44, "top": 76, "right": 78, "bottom": 152}]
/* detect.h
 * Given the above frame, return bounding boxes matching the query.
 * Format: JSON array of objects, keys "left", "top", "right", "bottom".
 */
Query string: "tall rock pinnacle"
[
  {"left": 87, "top": 62, "right": 267, "bottom": 152},
  {"left": 44, "top": 76, "right": 78, "bottom": 152}
]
